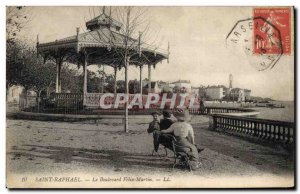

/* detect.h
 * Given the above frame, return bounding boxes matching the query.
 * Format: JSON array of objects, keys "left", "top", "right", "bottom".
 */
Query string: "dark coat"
[
  {"left": 159, "top": 118, "right": 174, "bottom": 131},
  {"left": 149, "top": 119, "right": 174, "bottom": 152},
  {"left": 147, "top": 121, "right": 160, "bottom": 133}
]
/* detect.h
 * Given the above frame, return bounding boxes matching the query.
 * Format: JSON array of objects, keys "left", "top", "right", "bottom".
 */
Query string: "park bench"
[{"left": 152, "top": 133, "right": 193, "bottom": 171}]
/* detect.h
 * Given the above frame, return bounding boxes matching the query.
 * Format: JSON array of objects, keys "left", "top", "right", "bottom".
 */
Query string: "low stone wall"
[
  {"left": 6, "top": 111, "right": 153, "bottom": 123},
  {"left": 208, "top": 114, "right": 294, "bottom": 146}
]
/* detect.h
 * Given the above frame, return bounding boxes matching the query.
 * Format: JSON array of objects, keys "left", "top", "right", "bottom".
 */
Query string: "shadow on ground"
[{"left": 8, "top": 144, "right": 179, "bottom": 171}]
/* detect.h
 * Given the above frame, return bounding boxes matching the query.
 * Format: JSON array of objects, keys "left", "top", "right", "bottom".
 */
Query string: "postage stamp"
[
  {"left": 226, "top": 7, "right": 292, "bottom": 71},
  {"left": 253, "top": 7, "right": 291, "bottom": 55}
]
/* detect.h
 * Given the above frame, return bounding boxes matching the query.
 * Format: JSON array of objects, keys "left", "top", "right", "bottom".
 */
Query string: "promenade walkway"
[{"left": 6, "top": 116, "right": 294, "bottom": 188}]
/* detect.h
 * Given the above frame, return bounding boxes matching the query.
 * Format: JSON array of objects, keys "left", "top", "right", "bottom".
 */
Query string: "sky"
[{"left": 16, "top": 6, "right": 294, "bottom": 101}]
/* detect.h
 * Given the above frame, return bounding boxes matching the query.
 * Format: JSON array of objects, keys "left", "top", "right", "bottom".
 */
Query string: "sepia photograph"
[{"left": 6, "top": 6, "right": 295, "bottom": 188}]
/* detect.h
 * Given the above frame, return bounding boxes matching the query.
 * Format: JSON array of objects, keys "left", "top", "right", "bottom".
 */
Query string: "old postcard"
[{"left": 6, "top": 6, "right": 295, "bottom": 188}]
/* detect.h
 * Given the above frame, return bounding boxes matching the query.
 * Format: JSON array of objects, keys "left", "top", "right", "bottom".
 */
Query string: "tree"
[
  {"left": 6, "top": 40, "right": 27, "bottom": 88},
  {"left": 60, "top": 65, "right": 83, "bottom": 93},
  {"left": 116, "top": 80, "right": 125, "bottom": 93},
  {"left": 87, "top": 70, "right": 101, "bottom": 93},
  {"left": 108, "top": 7, "right": 155, "bottom": 132},
  {"left": 97, "top": 66, "right": 107, "bottom": 93},
  {"left": 6, "top": 6, "right": 31, "bottom": 48},
  {"left": 6, "top": 6, "right": 38, "bottom": 91},
  {"left": 6, "top": 39, "right": 83, "bottom": 96},
  {"left": 6, "top": 7, "right": 86, "bottom": 99},
  {"left": 129, "top": 79, "right": 140, "bottom": 94},
  {"left": 84, "top": 6, "right": 163, "bottom": 132},
  {"left": 104, "top": 74, "right": 117, "bottom": 93},
  {"left": 6, "top": 40, "right": 55, "bottom": 93}
]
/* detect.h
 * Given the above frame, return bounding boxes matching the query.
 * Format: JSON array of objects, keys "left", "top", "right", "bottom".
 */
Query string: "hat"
[
  {"left": 151, "top": 111, "right": 161, "bottom": 116},
  {"left": 173, "top": 108, "right": 191, "bottom": 122},
  {"left": 162, "top": 110, "right": 172, "bottom": 118}
]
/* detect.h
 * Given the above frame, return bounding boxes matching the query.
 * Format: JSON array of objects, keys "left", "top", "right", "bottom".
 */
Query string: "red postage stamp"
[{"left": 253, "top": 7, "right": 291, "bottom": 55}]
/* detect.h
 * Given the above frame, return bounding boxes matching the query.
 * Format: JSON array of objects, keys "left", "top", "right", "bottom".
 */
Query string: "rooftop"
[
  {"left": 86, "top": 13, "right": 122, "bottom": 31},
  {"left": 172, "top": 80, "right": 191, "bottom": 84},
  {"left": 37, "top": 11, "right": 168, "bottom": 67},
  {"left": 206, "top": 85, "right": 227, "bottom": 89}
]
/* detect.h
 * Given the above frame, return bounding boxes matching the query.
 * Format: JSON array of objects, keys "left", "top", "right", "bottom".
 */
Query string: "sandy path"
[{"left": 6, "top": 117, "right": 294, "bottom": 187}]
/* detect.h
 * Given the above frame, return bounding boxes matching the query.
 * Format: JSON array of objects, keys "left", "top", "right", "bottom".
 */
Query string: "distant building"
[
  {"left": 198, "top": 86, "right": 206, "bottom": 99},
  {"left": 229, "top": 88, "right": 251, "bottom": 102},
  {"left": 238, "top": 90, "right": 245, "bottom": 102},
  {"left": 172, "top": 80, "right": 192, "bottom": 93},
  {"left": 143, "top": 81, "right": 161, "bottom": 94},
  {"left": 229, "top": 74, "right": 233, "bottom": 88},
  {"left": 7, "top": 85, "right": 24, "bottom": 103},
  {"left": 206, "top": 85, "right": 226, "bottom": 100},
  {"left": 229, "top": 88, "right": 240, "bottom": 100},
  {"left": 225, "top": 87, "right": 232, "bottom": 96},
  {"left": 168, "top": 83, "right": 175, "bottom": 90},
  {"left": 191, "top": 87, "right": 199, "bottom": 98},
  {"left": 158, "top": 81, "right": 172, "bottom": 93},
  {"left": 244, "top": 89, "right": 251, "bottom": 101},
  {"left": 7, "top": 85, "right": 39, "bottom": 103}
]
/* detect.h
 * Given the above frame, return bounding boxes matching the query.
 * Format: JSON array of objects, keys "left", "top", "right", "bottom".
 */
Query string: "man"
[
  {"left": 160, "top": 108, "right": 201, "bottom": 170},
  {"left": 148, "top": 110, "right": 175, "bottom": 154},
  {"left": 155, "top": 110, "right": 175, "bottom": 149},
  {"left": 160, "top": 110, "right": 174, "bottom": 131}
]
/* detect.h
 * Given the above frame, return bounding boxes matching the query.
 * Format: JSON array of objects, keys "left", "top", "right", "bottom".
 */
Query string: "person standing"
[
  {"left": 147, "top": 111, "right": 161, "bottom": 152},
  {"left": 199, "top": 99, "right": 206, "bottom": 114},
  {"left": 147, "top": 111, "right": 160, "bottom": 133}
]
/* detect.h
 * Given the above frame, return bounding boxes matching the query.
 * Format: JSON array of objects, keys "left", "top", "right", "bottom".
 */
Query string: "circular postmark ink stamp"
[{"left": 226, "top": 7, "right": 291, "bottom": 71}]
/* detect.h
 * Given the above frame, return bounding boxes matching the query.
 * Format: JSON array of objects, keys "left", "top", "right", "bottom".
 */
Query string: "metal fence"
[
  {"left": 19, "top": 93, "right": 162, "bottom": 115},
  {"left": 19, "top": 93, "right": 83, "bottom": 114},
  {"left": 19, "top": 94, "right": 39, "bottom": 112}
]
